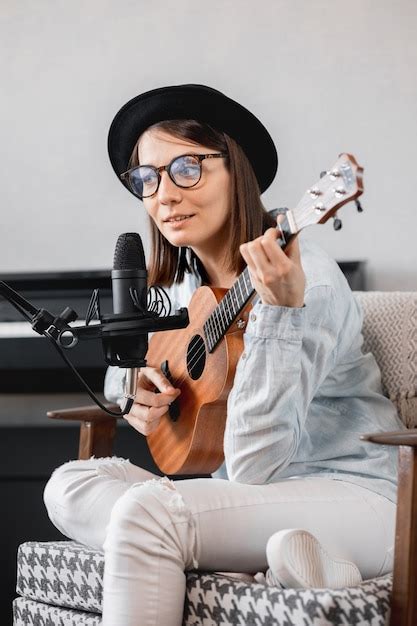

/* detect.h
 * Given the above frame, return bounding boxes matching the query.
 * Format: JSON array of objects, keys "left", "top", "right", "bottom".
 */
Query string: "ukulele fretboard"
[{"left": 203, "top": 268, "right": 253, "bottom": 352}]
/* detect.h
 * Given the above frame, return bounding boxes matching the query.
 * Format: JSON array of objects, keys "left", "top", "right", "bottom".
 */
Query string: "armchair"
[{"left": 13, "top": 291, "right": 417, "bottom": 626}]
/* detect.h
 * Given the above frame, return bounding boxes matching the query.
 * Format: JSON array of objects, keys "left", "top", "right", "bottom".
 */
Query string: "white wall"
[{"left": 1, "top": 0, "right": 416, "bottom": 290}]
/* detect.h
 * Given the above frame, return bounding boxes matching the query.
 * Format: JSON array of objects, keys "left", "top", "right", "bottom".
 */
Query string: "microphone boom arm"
[{"left": 0, "top": 280, "right": 189, "bottom": 417}]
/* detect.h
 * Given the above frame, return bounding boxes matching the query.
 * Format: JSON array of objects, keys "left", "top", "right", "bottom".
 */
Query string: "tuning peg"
[
  {"left": 333, "top": 215, "right": 343, "bottom": 231},
  {"left": 355, "top": 200, "right": 364, "bottom": 213}
]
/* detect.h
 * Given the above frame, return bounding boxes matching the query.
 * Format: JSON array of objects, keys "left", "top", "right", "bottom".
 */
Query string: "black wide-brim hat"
[{"left": 108, "top": 84, "right": 278, "bottom": 195}]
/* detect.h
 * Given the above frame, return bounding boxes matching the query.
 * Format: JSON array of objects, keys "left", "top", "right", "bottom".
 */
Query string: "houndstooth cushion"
[
  {"left": 354, "top": 291, "right": 417, "bottom": 427},
  {"left": 183, "top": 572, "right": 391, "bottom": 626},
  {"left": 14, "top": 540, "right": 392, "bottom": 625},
  {"left": 13, "top": 597, "right": 101, "bottom": 625},
  {"left": 16, "top": 541, "right": 104, "bottom": 613}
]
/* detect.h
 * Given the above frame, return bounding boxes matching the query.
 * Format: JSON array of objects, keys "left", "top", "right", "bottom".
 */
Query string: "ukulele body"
[{"left": 146, "top": 285, "right": 252, "bottom": 475}]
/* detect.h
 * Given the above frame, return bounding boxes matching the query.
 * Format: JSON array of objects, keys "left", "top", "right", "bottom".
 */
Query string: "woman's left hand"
[{"left": 239, "top": 226, "right": 306, "bottom": 307}]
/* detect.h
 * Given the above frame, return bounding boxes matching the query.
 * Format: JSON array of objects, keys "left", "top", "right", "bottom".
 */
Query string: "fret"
[
  {"left": 203, "top": 319, "right": 211, "bottom": 346},
  {"left": 243, "top": 269, "right": 253, "bottom": 296},
  {"left": 240, "top": 272, "right": 246, "bottom": 296},
  {"left": 218, "top": 301, "right": 227, "bottom": 330},
  {"left": 231, "top": 283, "right": 239, "bottom": 312},
  {"left": 209, "top": 319, "right": 216, "bottom": 350},
  {"left": 211, "top": 311, "right": 218, "bottom": 342},
  {"left": 243, "top": 274, "right": 251, "bottom": 299},
  {"left": 231, "top": 290, "right": 238, "bottom": 316},
  {"left": 228, "top": 290, "right": 236, "bottom": 319},
  {"left": 223, "top": 293, "right": 229, "bottom": 320},
  {"left": 236, "top": 283, "right": 242, "bottom": 306},
  {"left": 207, "top": 331, "right": 213, "bottom": 352},
  {"left": 209, "top": 310, "right": 216, "bottom": 339},
  {"left": 232, "top": 281, "right": 239, "bottom": 306},
  {"left": 219, "top": 307, "right": 225, "bottom": 334},
  {"left": 207, "top": 316, "right": 215, "bottom": 346},
  {"left": 225, "top": 291, "right": 233, "bottom": 321},
  {"left": 213, "top": 307, "right": 222, "bottom": 337},
  {"left": 223, "top": 300, "right": 230, "bottom": 328},
  {"left": 239, "top": 275, "right": 247, "bottom": 306},
  {"left": 237, "top": 277, "right": 245, "bottom": 305}
]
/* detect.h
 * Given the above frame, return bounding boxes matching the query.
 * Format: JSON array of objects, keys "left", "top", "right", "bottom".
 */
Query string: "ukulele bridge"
[{"left": 161, "top": 360, "right": 180, "bottom": 422}]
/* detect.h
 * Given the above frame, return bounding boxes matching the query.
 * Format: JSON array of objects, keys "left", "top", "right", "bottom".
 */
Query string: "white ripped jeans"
[{"left": 43, "top": 457, "right": 396, "bottom": 626}]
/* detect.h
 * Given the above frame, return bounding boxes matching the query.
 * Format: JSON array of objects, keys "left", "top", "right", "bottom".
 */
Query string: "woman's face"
[{"left": 138, "top": 129, "right": 231, "bottom": 255}]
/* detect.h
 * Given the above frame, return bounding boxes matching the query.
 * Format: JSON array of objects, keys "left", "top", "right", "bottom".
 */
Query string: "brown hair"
[{"left": 128, "top": 119, "right": 276, "bottom": 286}]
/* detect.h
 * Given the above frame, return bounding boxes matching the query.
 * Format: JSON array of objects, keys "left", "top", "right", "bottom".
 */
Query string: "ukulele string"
[
  {"left": 160, "top": 269, "right": 257, "bottom": 389},
  {"left": 160, "top": 300, "right": 245, "bottom": 390},
  {"left": 160, "top": 325, "right": 216, "bottom": 390}
]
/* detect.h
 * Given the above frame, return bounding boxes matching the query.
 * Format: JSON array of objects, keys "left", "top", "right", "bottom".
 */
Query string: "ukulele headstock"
[{"left": 293, "top": 153, "right": 364, "bottom": 231}]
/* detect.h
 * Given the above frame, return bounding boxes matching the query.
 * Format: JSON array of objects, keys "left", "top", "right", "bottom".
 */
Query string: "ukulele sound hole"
[{"left": 187, "top": 334, "right": 206, "bottom": 380}]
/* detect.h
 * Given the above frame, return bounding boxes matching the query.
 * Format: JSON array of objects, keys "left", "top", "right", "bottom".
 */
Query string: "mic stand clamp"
[{"left": 32, "top": 307, "right": 79, "bottom": 347}]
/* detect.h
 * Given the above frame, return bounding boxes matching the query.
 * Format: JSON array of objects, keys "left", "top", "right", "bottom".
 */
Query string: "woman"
[{"left": 44, "top": 84, "right": 403, "bottom": 626}]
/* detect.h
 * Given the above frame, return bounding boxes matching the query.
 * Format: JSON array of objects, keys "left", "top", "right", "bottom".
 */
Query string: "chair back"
[{"left": 354, "top": 291, "right": 417, "bottom": 428}]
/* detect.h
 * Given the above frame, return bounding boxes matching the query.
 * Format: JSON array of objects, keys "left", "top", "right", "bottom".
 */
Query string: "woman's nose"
[{"left": 157, "top": 171, "right": 182, "bottom": 204}]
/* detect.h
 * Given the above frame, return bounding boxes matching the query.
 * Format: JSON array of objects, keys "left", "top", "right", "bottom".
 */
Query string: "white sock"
[{"left": 264, "top": 528, "right": 363, "bottom": 589}]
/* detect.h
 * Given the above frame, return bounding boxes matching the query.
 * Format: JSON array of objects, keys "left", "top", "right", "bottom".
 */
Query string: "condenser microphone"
[
  {"left": 110, "top": 232, "right": 149, "bottom": 411},
  {"left": 112, "top": 232, "right": 147, "bottom": 316}
]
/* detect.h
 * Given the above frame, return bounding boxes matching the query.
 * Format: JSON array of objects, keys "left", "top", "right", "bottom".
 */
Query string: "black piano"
[{"left": 0, "top": 270, "right": 115, "bottom": 393}]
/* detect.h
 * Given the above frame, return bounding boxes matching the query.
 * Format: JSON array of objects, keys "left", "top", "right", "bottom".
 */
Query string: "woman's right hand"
[{"left": 123, "top": 366, "right": 181, "bottom": 436}]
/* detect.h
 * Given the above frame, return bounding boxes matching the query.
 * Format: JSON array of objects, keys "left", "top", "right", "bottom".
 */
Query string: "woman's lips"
[{"left": 164, "top": 215, "right": 195, "bottom": 228}]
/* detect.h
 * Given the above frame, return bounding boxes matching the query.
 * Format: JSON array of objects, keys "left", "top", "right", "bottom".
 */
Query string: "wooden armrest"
[
  {"left": 360, "top": 429, "right": 417, "bottom": 447},
  {"left": 47, "top": 404, "right": 122, "bottom": 422},
  {"left": 47, "top": 404, "right": 121, "bottom": 459},
  {"left": 362, "top": 427, "right": 417, "bottom": 624}
]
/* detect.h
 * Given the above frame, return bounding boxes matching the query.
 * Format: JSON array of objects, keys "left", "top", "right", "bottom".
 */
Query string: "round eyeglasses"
[{"left": 120, "top": 153, "right": 227, "bottom": 199}]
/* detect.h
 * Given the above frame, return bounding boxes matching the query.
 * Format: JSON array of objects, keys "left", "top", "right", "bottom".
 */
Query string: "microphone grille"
[{"left": 113, "top": 233, "right": 146, "bottom": 270}]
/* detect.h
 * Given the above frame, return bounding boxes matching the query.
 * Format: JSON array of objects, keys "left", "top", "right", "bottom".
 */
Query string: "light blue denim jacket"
[{"left": 105, "top": 237, "right": 404, "bottom": 503}]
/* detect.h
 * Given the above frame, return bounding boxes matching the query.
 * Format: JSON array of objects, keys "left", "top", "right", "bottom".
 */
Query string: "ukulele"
[{"left": 146, "top": 153, "right": 364, "bottom": 475}]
